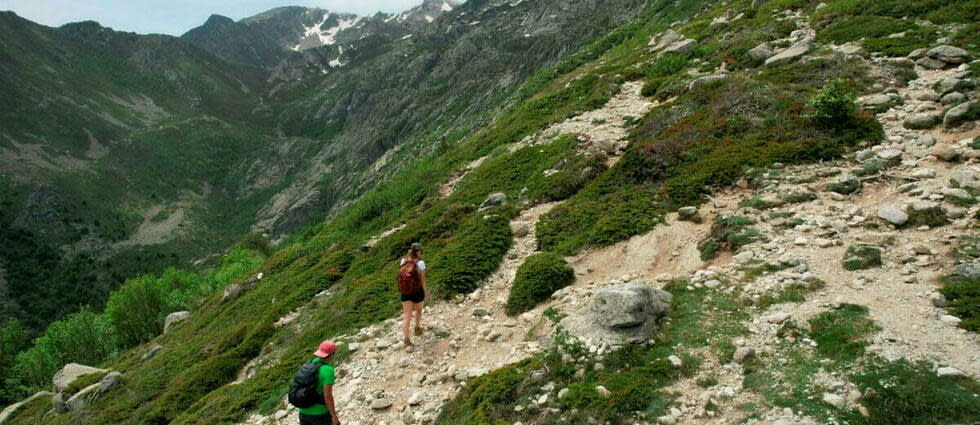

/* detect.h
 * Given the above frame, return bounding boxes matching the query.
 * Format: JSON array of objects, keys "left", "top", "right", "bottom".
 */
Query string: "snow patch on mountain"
[{"left": 291, "top": 13, "right": 362, "bottom": 51}]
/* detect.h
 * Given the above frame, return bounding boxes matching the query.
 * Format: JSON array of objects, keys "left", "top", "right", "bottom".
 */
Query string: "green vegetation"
[
  {"left": 438, "top": 281, "right": 748, "bottom": 424},
  {"left": 743, "top": 303, "right": 980, "bottom": 425},
  {"left": 62, "top": 370, "right": 109, "bottom": 397},
  {"left": 809, "top": 304, "right": 880, "bottom": 361},
  {"left": 699, "top": 215, "right": 761, "bottom": 261},
  {"left": 1, "top": 248, "right": 264, "bottom": 400},
  {"left": 505, "top": 253, "right": 575, "bottom": 316},
  {"left": 808, "top": 79, "right": 858, "bottom": 129},
  {"left": 842, "top": 244, "right": 882, "bottom": 271}
]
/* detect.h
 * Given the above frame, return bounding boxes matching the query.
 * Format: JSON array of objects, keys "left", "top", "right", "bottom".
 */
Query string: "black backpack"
[{"left": 287, "top": 360, "right": 325, "bottom": 408}]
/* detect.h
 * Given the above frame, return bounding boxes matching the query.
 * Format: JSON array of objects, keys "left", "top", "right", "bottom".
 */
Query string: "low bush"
[
  {"left": 940, "top": 275, "right": 979, "bottom": 332},
  {"left": 505, "top": 253, "right": 575, "bottom": 315},
  {"left": 699, "top": 215, "right": 760, "bottom": 261},
  {"left": 853, "top": 359, "right": 980, "bottom": 425},
  {"left": 808, "top": 78, "right": 858, "bottom": 129},
  {"left": 842, "top": 243, "right": 882, "bottom": 271},
  {"left": 430, "top": 213, "right": 513, "bottom": 298}
]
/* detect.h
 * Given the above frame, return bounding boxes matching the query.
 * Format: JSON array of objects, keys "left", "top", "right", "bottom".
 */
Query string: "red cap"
[{"left": 314, "top": 340, "right": 337, "bottom": 358}]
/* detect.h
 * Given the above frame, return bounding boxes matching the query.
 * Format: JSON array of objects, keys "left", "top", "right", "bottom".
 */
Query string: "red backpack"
[{"left": 397, "top": 259, "right": 422, "bottom": 295}]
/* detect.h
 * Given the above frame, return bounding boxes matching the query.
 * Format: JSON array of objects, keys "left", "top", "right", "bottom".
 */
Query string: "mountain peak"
[{"left": 203, "top": 14, "right": 234, "bottom": 26}]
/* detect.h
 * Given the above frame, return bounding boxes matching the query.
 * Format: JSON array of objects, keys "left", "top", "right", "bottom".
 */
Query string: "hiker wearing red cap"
[
  {"left": 397, "top": 242, "right": 429, "bottom": 346},
  {"left": 287, "top": 340, "right": 339, "bottom": 425}
]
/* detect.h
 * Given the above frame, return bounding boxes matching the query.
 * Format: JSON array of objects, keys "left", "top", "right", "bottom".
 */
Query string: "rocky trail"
[{"left": 240, "top": 44, "right": 979, "bottom": 424}]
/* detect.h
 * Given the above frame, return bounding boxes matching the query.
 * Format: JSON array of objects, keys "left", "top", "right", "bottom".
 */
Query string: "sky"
[{"left": 1, "top": 0, "right": 426, "bottom": 35}]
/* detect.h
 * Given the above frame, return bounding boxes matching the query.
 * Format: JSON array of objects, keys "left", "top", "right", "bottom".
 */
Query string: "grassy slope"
[{"left": 7, "top": 0, "right": 978, "bottom": 423}]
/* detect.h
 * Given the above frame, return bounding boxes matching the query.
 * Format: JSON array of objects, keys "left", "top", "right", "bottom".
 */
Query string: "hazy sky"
[{"left": 1, "top": 0, "right": 427, "bottom": 35}]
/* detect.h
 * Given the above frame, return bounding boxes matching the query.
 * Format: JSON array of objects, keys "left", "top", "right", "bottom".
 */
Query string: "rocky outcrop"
[
  {"left": 52, "top": 364, "right": 108, "bottom": 393},
  {"left": 560, "top": 282, "right": 672, "bottom": 347},
  {"left": 163, "top": 311, "right": 191, "bottom": 333},
  {"left": 0, "top": 391, "right": 52, "bottom": 424},
  {"left": 765, "top": 38, "right": 814, "bottom": 67}
]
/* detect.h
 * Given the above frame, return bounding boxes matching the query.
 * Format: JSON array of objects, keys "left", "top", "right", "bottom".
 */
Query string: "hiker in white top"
[{"left": 396, "top": 242, "right": 429, "bottom": 346}]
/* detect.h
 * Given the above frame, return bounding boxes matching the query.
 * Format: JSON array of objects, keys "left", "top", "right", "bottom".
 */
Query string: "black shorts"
[
  {"left": 299, "top": 412, "right": 331, "bottom": 425},
  {"left": 400, "top": 289, "right": 425, "bottom": 303}
]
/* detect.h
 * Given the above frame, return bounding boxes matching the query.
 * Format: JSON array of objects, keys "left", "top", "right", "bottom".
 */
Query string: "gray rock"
[
  {"left": 371, "top": 398, "right": 393, "bottom": 410},
  {"left": 481, "top": 192, "right": 508, "bottom": 208},
  {"left": 472, "top": 308, "right": 489, "bottom": 317},
  {"left": 688, "top": 75, "right": 726, "bottom": 91},
  {"left": 65, "top": 382, "right": 100, "bottom": 411},
  {"left": 733, "top": 347, "right": 756, "bottom": 364},
  {"left": 95, "top": 371, "right": 122, "bottom": 396},
  {"left": 940, "top": 92, "right": 966, "bottom": 105},
  {"left": 927, "top": 45, "right": 972, "bottom": 65},
  {"left": 950, "top": 170, "right": 980, "bottom": 191},
  {"left": 648, "top": 29, "right": 684, "bottom": 50},
  {"left": 953, "top": 262, "right": 980, "bottom": 279},
  {"left": 908, "top": 48, "right": 928, "bottom": 59},
  {"left": 596, "top": 385, "right": 611, "bottom": 397},
  {"left": 748, "top": 42, "right": 774, "bottom": 61},
  {"left": 877, "top": 206, "right": 908, "bottom": 226},
  {"left": 765, "top": 38, "right": 814, "bottom": 67},
  {"left": 140, "top": 344, "right": 163, "bottom": 363},
  {"left": 52, "top": 363, "right": 108, "bottom": 392},
  {"left": 663, "top": 38, "right": 697, "bottom": 55},
  {"left": 903, "top": 113, "right": 940, "bottom": 129},
  {"left": 163, "top": 311, "right": 190, "bottom": 334},
  {"left": 875, "top": 149, "right": 903, "bottom": 164},
  {"left": 942, "top": 187, "right": 973, "bottom": 202},
  {"left": 917, "top": 134, "right": 937, "bottom": 147},
  {"left": 916, "top": 56, "right": 947, "bottom": 70},
  {"left": 933, "top": 77, "right": 973, "bottom": 95},
  {"left": 944, "top": 101, "right": 977, "bottom": 128},
  {"left": 560, "top": 282, "right": 672, "bottom": 347},
  {"left": 857, "top": 93, "right": 898, "bottom": 110},
  {"left": 929, "top": 292, "right": 948, "bottom": 307},
  {"left": 51, "top": 392, "right": 68, "bottom": 414},
  {"left": 677, "top": 206, "right": 701, "bottom": 223}
]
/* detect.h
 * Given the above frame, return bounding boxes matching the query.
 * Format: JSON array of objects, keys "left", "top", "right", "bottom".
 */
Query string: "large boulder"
[
  {"left": 903, "top": 113, "right": 941, "bottom": 129},
  {"left": 95, "top": 371, "right": 122, "bottom": 397},
  {"left": 560, "top": 282, "right": 672, "bottom": 347},
  {"left": 953, "top": 262, "right": 980, "bottom": 279},
  {"left": 944, "top": 101, "right": 978, "bottom": 128},
  {"left": 765, "top": 38, "right": 814, "bottom": 67},
  {"left": 52, "top": 364, "right": 108, "bottom": 392},
  {"left": 163, "top": 311, "right": 190, "bottom": 333},
  {"left": 65, "top": 382, "right": 100, "bottom": 411},
  {"left": 926, "top": 45, "right": 972, "bottom": 65}
]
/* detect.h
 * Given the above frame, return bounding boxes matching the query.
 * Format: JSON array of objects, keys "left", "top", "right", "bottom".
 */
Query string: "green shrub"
[
  {"left": 842, "top": 243, "right": 882, "bottom": 271},
  {"left": 740, "top": 197, "right": 779, "bottom": 210},
  {"left": 699, "top": 215, "right": 760, "bottom": 261},
  {"left": 505, "top": 253, "right": 575, "bottom": 315},
  {"left": 940, "top": 275, "right": 979, "bottom": 332},
  {"left": 105, "top": 268, "right": 195, "bottom": 348},
  {"left": 853, "top": 359, "right": 980, "bottom": 425},
  {"left": 430, "top": 213, "right": 513, "bottom": 298},
  {"left": 807, "top": 79, "right": 857, "bottom": 128}
]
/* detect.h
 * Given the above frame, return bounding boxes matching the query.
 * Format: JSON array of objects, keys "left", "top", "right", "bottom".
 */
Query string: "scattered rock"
[
  {"left": 472, "top": 308, "right": 489, "bottom": 317},
  {"left": 828, "top": 173, "right": 861, "bottom": 195},
  {"left": 877, "top": 206, "right": 908, "bottom": 226},
  {"left": 953, "top": 262, "right": 980, "bottom": 279},
  {"left": 903, "top": 113, "right": 940, "bottom": 129},
  {"left": 936, "top": 366, "right": 966, "bottom": 378},
  {"left": 370, "top": 398, "right": 393, "bottom": 410},
  {"left": 932, "top": 144, "right": 963, "bottom": 162},
  {"left": 596, "top": 385, "right": 611, "bottom": 398},
  {"left": 748, "top": 42, "right": 774, "bottom": 61},
  {"left": 688, "top": 75, "right": 727, "bottom": 91},
  {"left": 163, "top": 311, "right": 191, "bottom": 333},
  {"left": 677, "top": 206, "right": 701, "bottom": 223},
  {"left": 926, "top": 45, "right": 972, "bottom": 65},
  {"left": 943, "top": 101, "right": 977, "bottom": 128},
  {"left": 481, "top": 192, "right": 508, "bottom": 209},
  {"left": 668, "top": 355, "right": 683, "bottom": 367},
  {"left": 765, "top": 38, "right": 814, "bottom": 67},
  {"left": 140, "top": 344, "right": 162, "bottom": 363}
]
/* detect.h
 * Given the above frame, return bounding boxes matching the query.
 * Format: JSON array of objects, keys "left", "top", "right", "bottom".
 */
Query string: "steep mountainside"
[
  {"left": 1, "top": 0, "right": 978, "bottom": 424},
  {"left": 0, "top": 0, "right": 645, "bottom": 333}
]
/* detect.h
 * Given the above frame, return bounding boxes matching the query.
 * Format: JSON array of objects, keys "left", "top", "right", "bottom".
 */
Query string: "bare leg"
[
  {"left": 413, "top": 301, "right": 424, "bottom": 335},
  {"left": 401, "top": 302, "right": 413, "bottom": 345}
]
